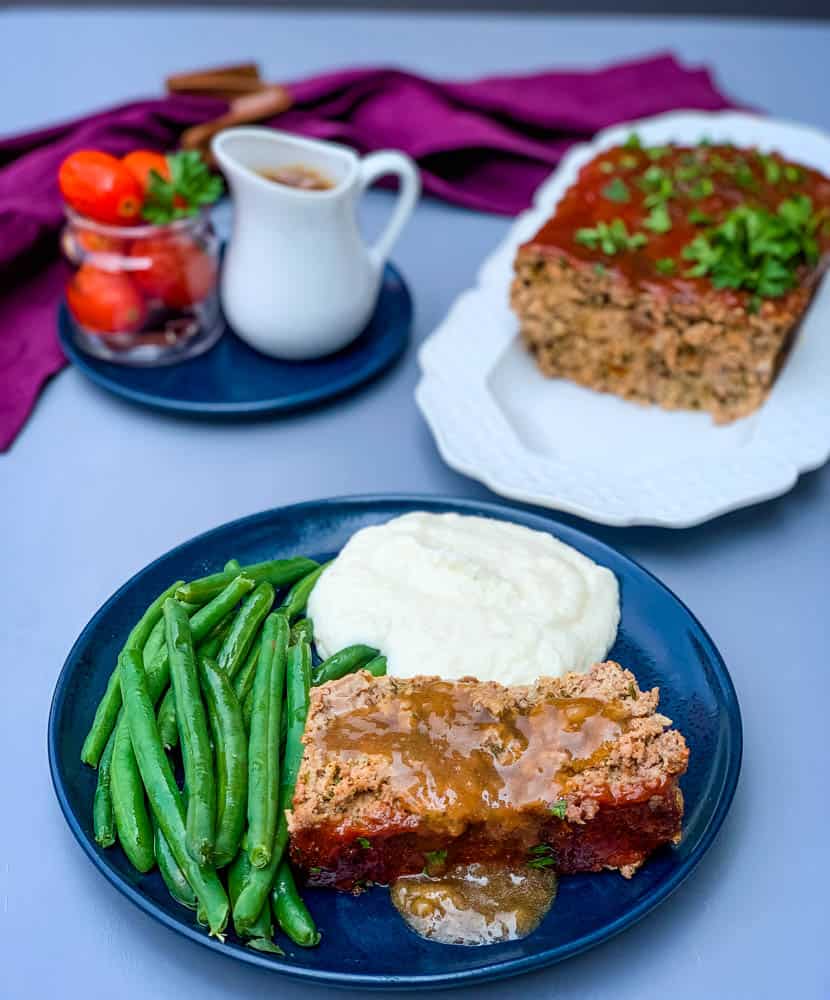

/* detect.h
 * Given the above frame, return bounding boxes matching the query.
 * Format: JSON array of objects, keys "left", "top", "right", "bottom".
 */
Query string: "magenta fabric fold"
[{"left": 0, "top": 54, "right": 735, "bottom": 450}]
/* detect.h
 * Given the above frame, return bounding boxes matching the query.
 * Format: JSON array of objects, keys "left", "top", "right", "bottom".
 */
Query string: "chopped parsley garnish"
[
  {"left": 599, "top": 160, "right": 615, "bottom": 174},
  {"left": 681, "top": 195, "right": 820, "bottom": 298},
  {"left": 576, "top": 219, "right": 647, "bottom": 255},
  {"left": 688, "top": 207, "right": 713, "bottom": 225},
  {"left": 675, "top": 162, "right": 703, "bottom": 183},
  {"left": 593, "top": 262, "right": 608, "bottom": 277},
  {"left": 549, "top": 799, "right": 568, "bottom": 820},
  {"left": 644, "top": 203, "right": 672, "bottom": 233},
  {"left": 601, "top": 177, "right": 631, "bottom": 203},
  {"left": 620, "top": 153, "right": 639, "bottom": 169},
  {"left": 646, "top": 145, "right": 671, "bottom": 161},
  {"left": 757, "top": 153, "right": 782, "bottom": 185},
  {"left": 640, "top": 165, "right": 674, "bottom": 207},
  {"left": 655, "top": 258, "right": 677, "bottom": 275},
  {"left": 424, "top": 849, "right": 448, "bottom": 870},
  {"left": 356, "top": 837, "right": 371, "bottom": 849},
  {"left": 784, "top": 164, "right": 804, "bottom": 183},
  {"left": 623, "top": 132, "right": 642, "bottom": 149},
  {"left": 689, "top": 177, "right": 714, "bottom": 200},
  {"left": 698, "top": 135, "right": 713, "bottom": 147},
  {"left": 526, "top": 845, "right": 557, "bottom": 869},
  {"left": 734, "top": 161, "right": 757, "bottom": 189}
]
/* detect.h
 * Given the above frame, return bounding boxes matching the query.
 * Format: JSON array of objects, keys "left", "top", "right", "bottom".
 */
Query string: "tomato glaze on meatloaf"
[
  {"left": 288, "top": 662, "right": 689, "bottom": 889},
  {"left": 511, "top": 141, "right": 830, "bottom": 423}
]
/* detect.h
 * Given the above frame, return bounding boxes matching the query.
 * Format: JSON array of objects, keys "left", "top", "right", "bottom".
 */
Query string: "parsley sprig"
[
  {"left": 142, "top": 151, "right": 224, "bottom": 224},
  {"left": 575, "top": 219, "right": 647, "bottom": 255},
  {"left": 681, "top": 195, "right": 821, "bottom": 298}
]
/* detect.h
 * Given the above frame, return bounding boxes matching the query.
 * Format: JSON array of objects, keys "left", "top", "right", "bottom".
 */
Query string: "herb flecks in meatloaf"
[
  {"left": 511, "top": 139, "right": 830, "bottom": 423},
  {"left": 288, "top": 662, "right": 689, "bottom": 889}
]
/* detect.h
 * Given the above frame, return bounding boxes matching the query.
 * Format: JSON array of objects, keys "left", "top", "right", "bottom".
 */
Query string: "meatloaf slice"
[
  {"left": 288, "top": 662, "right": 689, "bottom": 889},
  {"left": 511, "top": 141, "right": 830, "bottom": 423}
]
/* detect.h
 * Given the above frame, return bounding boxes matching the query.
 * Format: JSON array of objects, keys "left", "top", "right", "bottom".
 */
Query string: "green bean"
[
  {"left": 224, "top": 559, "right": 242, "bottom": 574},
  {"left": 277, "top": 563, "right": 330, "bottom": 623},
  {"left": 312, "top": 644, "right": 379, "bottom": 686},
  {"left": 110, "top": 717, "right": 155, "bottom": 872},
  {"left": 176, "top": 558, "right": 318, "bottom": 605},
  {"left": 290, "top": 617, "right": 314, "bottom": 647},
  {"left": 199, "top": 656, "right": 248, "bottom": 869},
  {"left": 233, "top": 640, "right": 311, "bottom": 934},
  {"left": 363, "top": 654, "right": 388, "bottom": 677},
  {"left": 272, "top": 861, "right": 320, "bottom": 947},
  {"left": 156, "top": 616, "right": 233, "bottom": 750},
  {"left": 154, "top": 819, "right": 197, "bottom": 910},
  {"left": 228, "top": 841, "right": 275, "bottom": 940},
  {"left": 247, "top": 614, "right": 288, "bottom": 868},
  {"left": 81, "top": 581, "right": 184, "bottom": 767},
  {"left": 232, "top": 643, "right": 260, "bottom": 708},
  {"left": 217, "top": 582, "right": 275, "bottom": 680},
  {"left": 93, "top": 729, "right": 117, "bottom": 848},
  {"left": 242, "top": 687, "right": 254, "bottom": 732},
  {"left": 164, "top": 600, "right": 216, "bottom": 866},
  {"left": 119, "top": 648, "right": 229, "bottom": 936}
]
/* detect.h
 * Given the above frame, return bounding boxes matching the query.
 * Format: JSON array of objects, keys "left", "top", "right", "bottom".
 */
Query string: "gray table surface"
[{"left": 3, "top": 8, "right": 829, "bottom": 999}]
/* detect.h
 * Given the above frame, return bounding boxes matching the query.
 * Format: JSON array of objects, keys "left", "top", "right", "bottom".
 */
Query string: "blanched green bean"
[
  {"left": 247, "top": 614, "right": 288, "bottom": 868},
  {"left": 81, "top": 580, "right": 183, "bottom": 767},
  {"left": 272, "top": 861, "right": 320, "bottom": 947},
  {"left": 228, "top": 841, "right": 276, "bottom": 941},
  {"left": 164, "top": 600, "right": 216, "bottom": 866},
  {"left": 224, "top": 559, "right": 242, "bottom": 574},
  {"left": 290, "top": 618, "right": 314, "bottom": 647},
  {"left": 199, "top": 656, "right": 248, "bottom": 869},
  {"left": 276, "top": 563, "right": 330, "bottom": 623},
  {"left": 119, "top": 648, "right": 229, "bottom": 936},
  {"left": 154, "top": 819, "right": 197, "bottom": 910},
  {"left": 363, "top": 654, "right": 388, "bottom": 677},
  {"left": 176, "top": 558, "right": 318, "bottom": 605},
  {"left": 232, "top": 643, "right": 260, "bottom": 708},
  {"left": 233, "top": 640, "right": 311, "bottom": 934},
  {"left": 217, "top": 582, "right": 275, "bottom": 680},
  {"left": 312, "top": 644, "right": 379, "bottom": 686},
  {"left": 110, "top": 717, "right": 155, "bottom": 872},
  {"left": 93, "top": 729, "right": 117, "bottom": 848}
]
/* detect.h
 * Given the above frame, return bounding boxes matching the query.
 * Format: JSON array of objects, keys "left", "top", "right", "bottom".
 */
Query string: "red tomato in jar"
[
  {"left": 122, "top": 150, "right": 171, "bottom": 191},
  {"left": 66, "top": 265, "right": 146, "bottom": 334},
  {"left": 129, "top": 234, "right": 217, "bottom": 308},
  {"left": 59, "top": 150, "right": 144, "bottom": 225}
]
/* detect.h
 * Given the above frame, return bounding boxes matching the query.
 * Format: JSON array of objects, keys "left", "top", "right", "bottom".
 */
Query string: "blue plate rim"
[
  {"left": 57, "top": 263, "right": 412, "bottom": 417},
  {"left": 47, "top": 493, "right": 742, "bottom": 990}
]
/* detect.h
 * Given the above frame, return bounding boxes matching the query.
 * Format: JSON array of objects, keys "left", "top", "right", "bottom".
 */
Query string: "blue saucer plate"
[
  {"left": 58, "top": 264, "right": 411, "bottom": 417},
  {"left": 48, "top": 495, "right": 741, "bottom": 990}
]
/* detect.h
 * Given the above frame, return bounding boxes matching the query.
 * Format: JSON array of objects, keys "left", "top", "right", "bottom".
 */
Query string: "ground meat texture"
[
  {"left": 288, "top": 662, "right": 689, "bottom": 890},
  {"left": 510, "top": 143, "right": 830, "bottom": 424}
]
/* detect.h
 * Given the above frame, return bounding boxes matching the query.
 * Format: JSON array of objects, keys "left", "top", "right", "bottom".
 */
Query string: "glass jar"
[{"left": 61, "top": 208, "right": 223, "bottom": 365}]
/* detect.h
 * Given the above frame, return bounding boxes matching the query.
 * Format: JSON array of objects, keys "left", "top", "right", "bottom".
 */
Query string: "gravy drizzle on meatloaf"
[
  {"left": 289, "top": 662, "right": 689, "bottom": 889},
  {"left": 511, "top": 139, "right": 830, "bottom": 423}
]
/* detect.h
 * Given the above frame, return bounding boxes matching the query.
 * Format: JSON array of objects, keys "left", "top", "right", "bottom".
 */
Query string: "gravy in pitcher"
[{"left": 257, "top": 164, "right": 334, "bottom": 190}]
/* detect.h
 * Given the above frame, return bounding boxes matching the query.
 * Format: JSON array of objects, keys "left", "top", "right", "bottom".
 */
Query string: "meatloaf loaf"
[
  {"left": 511, "top": 139, "right": 830, "bottom": 423},
  {"left": 288, "top": 661, "right": 689, "bottom": 889}
]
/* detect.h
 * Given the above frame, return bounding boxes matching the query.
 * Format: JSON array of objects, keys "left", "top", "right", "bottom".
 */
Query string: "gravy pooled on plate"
[{"left": 257, "top": 164, "right": 334, "bottom": 190}]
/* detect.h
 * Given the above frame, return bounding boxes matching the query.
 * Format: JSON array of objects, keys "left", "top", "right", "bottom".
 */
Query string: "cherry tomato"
[
  {"left": 130, "top": 234, "right": 217, "bottom": 308},
  {"left": 59, "top": 150, "right": 144, "bottom": 225},
  {"left": 122, "top": 150, "right": 171, "bottom": 191},
  {"left": 74, "top": 230, "right": 126, "bottom": 255},
  {"left": 66, "top": 265, "right": 147, "bottom": 334}
]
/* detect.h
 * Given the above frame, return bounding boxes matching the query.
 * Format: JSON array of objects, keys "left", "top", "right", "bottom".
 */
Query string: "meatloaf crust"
[
  {"left": 511, "top": 142, "right": 830, "bottom": 423},
  {"left": 289, "top": 662, "right": 689, "bottom": 889}
]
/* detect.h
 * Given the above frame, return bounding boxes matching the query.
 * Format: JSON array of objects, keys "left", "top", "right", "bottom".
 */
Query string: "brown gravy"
[
  {"left": 257, "top": 164, "right": 334, "bottom": 190},
  {"left": 319, "top": 681, "right": 630, "bottom": 833},
  {"left": 391, "top": 862, "right": 558, "bottom": 946}
]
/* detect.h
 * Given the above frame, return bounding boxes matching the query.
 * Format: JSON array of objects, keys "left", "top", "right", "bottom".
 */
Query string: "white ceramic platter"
[{"left": 416, "top": 111, "right": 830, "bottom": 528}]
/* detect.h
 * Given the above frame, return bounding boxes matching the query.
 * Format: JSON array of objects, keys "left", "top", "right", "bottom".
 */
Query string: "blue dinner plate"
[
  {"left": 48, "top": 495, "right": 741, "bottom": 990},
  {"left": 57, "top": 263, "right": 411, "bottom": 416}
]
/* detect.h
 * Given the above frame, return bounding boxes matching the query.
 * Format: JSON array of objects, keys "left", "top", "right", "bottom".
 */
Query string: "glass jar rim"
[{"left": 63, "top": 205, "right": 209, "bottom": 238}]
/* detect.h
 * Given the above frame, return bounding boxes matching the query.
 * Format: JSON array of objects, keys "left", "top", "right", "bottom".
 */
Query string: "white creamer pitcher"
[{"left": 212, "top": 127, "right": 420, "bottom": 360}]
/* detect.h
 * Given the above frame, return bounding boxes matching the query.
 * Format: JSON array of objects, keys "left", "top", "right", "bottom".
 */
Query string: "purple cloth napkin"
[{"left": 0, "top": 54, "right": 734, "bottom": 450}]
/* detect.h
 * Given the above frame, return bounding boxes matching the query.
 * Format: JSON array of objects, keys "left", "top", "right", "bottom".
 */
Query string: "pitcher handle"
[{"left": 358, "top": 151, "right": 421, "bottom": 268}]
